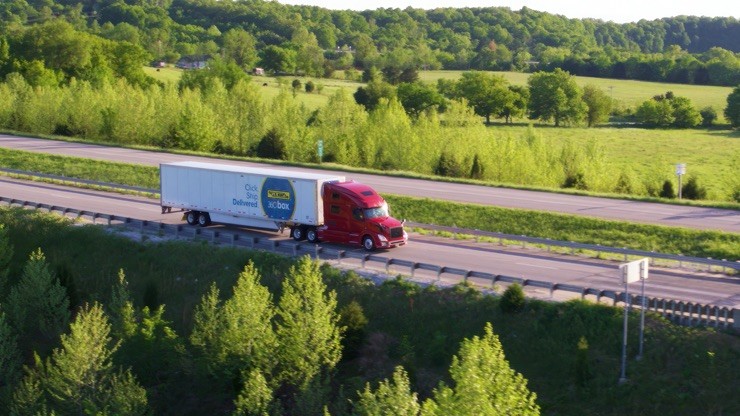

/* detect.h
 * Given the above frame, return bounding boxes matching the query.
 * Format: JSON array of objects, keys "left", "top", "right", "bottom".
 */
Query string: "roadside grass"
[
  {"left": 1, "top": 147, "right": 737, "bottom": 260},
  {"left": 487, "top": 125, "right": 740, "bottom": 202},
  {"left": 386, "top": 195, "right": 740, "bottom": 261},
  {"left": 1, "top": 207, "right": 738, "bottom": 416}
]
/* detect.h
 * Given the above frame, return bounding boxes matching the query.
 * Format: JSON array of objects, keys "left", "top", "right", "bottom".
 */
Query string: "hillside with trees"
[{"left": 0, "top": 0, "right": 738, "bottom": 85}]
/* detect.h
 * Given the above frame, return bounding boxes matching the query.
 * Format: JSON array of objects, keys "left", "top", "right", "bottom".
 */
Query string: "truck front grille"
[{"left": 390, "top": 227, "right": 404, "bottom": 238}]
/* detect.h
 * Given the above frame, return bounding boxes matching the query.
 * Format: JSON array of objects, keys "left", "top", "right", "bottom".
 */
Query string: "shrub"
[
  {"left": 305, "top": 80, "right": 315, "bottom": 93},
  {"left": 255, "top": 128, "right": 287, "bottom": 160},
  {"left": 681, "top": 176, "right": 707, "bottom": 200},
  {"left": 700, "top": 106, "right": 717, "bottom": 127},
  {"left": 659, "top": 180, "right": 676, "bottom": 199},
  {"left": 500, "top": 283, "right": 525, "bottom": 313}
]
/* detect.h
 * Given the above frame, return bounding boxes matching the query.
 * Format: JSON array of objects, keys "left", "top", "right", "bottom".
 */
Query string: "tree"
[
  {"left": 222, "top": 28, "right": 258, "bottom": 71},
  {"left": 0, "top": 224, "right": 12, "bottom": 297},
  {"left": 6, "top": 249, "right": 69, "bottom": 341},
  {"left": 396, "top": 82, "right": 444, "bottom": 118},
  {"left": 259, "top": 45, "right": 297, "bottom": 74},
  {"left": 500, "top": 85, "right": 529, "bottom": 124},
  {"left": 527, "top": 69, "right": 586, "bottom": 126},
  {"left": 581, "top": 85, "right": 612, "bottom": 127},
  {"left": 421, "top": 323, "right": 539, "bottom": 416},
  {"left": 500, "top": 283, "right": 525, "bottom": 313},
  {"left": 190, "top": 262, "right": 276, "bottom": 381},
  {"left": 635, "top": 99, "right": 675, "bottom": 127},
  {"left": 355, "top": 366, "right": 420, "bottom": 416},
  {"left": 275, "top": 256, "right": 342, "bottom": 391},
  {"left": 670, "top": 96, "right": 701, "bottom": 127},
  {"left": 724, "top": 85, "right": 740, "bottom": 128},
  {"left": 700, "top": 106, "right": 717, "bottom": 127},
  {"left": 354, "top": 79, "right": 396, "bottom": 111},
  {"left": 292, "top": 27, "right": 325, "bottom": 77},
  {"left": 0, "top": 307, "right": 21, "bottom": 389},
  {"left": 234, "top": 369, "right": 273, "bottom": 416},
  {"left": 681, "top": 176, "right": 707, "bottom": 200},
  {"left": 255, "top": 128, "right": 288, "bottom": 160},
  {"left": 454, "top": 71, "right": 512, "bottom": 124},
  {"left": 14, "top": 303, "right": 148, "bottom": 415}
]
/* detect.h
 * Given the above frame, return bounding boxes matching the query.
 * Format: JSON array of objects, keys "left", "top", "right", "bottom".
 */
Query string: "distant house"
[
  {"left": 150, "top": 60, "right": 166, "bottom": 68},
  {"left": 176, "top": 55, "right": 211, "bottom": 70},
  {"left": 253, "top": 67, "right": 265, "bottom": 76}
]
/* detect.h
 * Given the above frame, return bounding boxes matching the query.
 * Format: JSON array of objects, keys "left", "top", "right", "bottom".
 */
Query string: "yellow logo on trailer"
[{"left": 267, "top": 190, "right": 291, "bottom": 200}]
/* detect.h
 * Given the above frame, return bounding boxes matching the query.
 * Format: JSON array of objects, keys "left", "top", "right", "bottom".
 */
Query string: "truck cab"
[{"left": 317, "top": 181, "right": 407, "bottom": 250}]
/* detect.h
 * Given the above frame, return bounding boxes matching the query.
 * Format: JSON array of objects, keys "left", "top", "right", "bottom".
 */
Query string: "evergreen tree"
[
  {"left": 0, "top": 307, "right": 21, "bottom": 389},
  {"left": 13, "top": 303, "right": 149, "bottom": 415},
  {"left": 0, "top": 224, "right": 12, "bottom": 297},
  {"left": 108, "top": 269, "right": 137, "bottom": 340},
  {"left": 275, "top": 256, "right": 342, "bottom": 391},
  {"left": 421, "top": 323, "right": 539, "bottom": 416},
  {"left": 190, "top": 262, "right": 276, "bottom": 379},
  {"left": 234, "top": 369, "right": 273, "bottom": 416},
  {"left": 7, "top": 249, "right": 69, "bottom": 340},
  {"left": 355, "top": 366, "right": 420, "bottom": 416}
]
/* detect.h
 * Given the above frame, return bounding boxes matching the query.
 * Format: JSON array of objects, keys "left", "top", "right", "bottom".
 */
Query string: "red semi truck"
[{"left": 160, "top": 161, "right": 407, "bottom": 251}]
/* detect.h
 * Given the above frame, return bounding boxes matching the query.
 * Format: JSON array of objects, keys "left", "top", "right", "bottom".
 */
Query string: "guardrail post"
[
  {"left": 411, "top": 262, "right": 418, "bottom": 278},
  {"left": 436, "top": 266, "right": 444, "bottom": 283},
  {"left": 733, "top": 309, "right": 740, "bottom": 330},
  {"left": 315, "top": 244, "right": 320, "bottom": 260},
  {"left": 385, "top": 259, "right": 392, "bottom": 274},
  {"left": 292, "top": 244, "right": 298, "bottom": 256}
]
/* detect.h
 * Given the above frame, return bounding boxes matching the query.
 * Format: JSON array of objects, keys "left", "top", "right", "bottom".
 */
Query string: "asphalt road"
[
  {"left": 2, "top": 134, "right": 739, "bottom": 233},
  {"left": 2, "top": 176, "right": 738, "bottom": 310}
]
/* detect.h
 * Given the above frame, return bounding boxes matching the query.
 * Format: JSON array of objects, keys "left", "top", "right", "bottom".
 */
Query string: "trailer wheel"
[
  {"left": 291, "top": 226, "right": 306, "bottom": 241},
  {"left": 186, "top": 211, "right": 198, "bottom": 225},
  {"left": 306, "top": 227, "right": 319, "bottom": 243},
  {"left": 362, "top": 235, "right": 375, "bottom": 251},
  {"left": 198, "top": 212, "right": 211, "bottom": 227}
]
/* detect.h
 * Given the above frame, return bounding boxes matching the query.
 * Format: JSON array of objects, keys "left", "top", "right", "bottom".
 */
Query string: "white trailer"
[{"left": 160, "top": 161, "right": 344, "bottom": 231}]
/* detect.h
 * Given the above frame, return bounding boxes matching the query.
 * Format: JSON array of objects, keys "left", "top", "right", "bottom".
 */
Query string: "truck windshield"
[{"left": 364, "top": 203, "right": 389, "bottom": 219}]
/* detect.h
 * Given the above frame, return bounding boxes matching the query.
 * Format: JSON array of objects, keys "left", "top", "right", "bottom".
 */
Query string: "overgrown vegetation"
[{"left": 0, "top": 208, "right": 737, "bottom": 415}]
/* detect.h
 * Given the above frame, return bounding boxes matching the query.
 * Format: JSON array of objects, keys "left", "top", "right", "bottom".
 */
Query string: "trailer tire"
[
  {"left": 291, "top": 226, "right": 306, "bottom": 241},
  {"left": 306, "top": 227, "right": 319, "bottom": 243},
  {"left": 198, "top": 212, "right": 211, "bottom": 227},
  {"left": 186, "top": 211, "right": 198, "bottom": 225},
  {"left": 362, "top": 235, "right": 375, "bottom": 251}
]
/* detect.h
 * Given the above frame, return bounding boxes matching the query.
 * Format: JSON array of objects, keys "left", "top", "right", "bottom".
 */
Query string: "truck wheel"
[
  {"left": 291, "top": 226, "right": 306, "bottom": 241},
  {"left": 186, "top": 211, "right": 198, "bottom": 225},
  {"left": 306, "top": 227, "right": 319, "bottom": 243},
  {"left": 362, "top": 235, "right": 375, "bottom": 251},
  {"left": 198, "top": 212, "right": 211, "bottom": 227}
]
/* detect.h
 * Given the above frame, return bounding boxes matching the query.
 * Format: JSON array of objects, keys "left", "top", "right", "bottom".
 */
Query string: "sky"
[{"left": 276, "top": 1, "right": 739, "bottom": 23}]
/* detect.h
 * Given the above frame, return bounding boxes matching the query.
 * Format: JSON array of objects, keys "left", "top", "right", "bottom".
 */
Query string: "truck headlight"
[{"left": 378, "top": 234, "right": 388, "bottom": 242}]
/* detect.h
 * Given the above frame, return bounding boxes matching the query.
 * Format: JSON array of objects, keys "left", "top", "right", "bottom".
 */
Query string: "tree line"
[
  {"left": 0, "top": 225, "right": 540, "bottom": 415},
  {"left": 2, "top": 62, "right": 736, "bottom": 200},
  {"left": 0, "top": 0, "right": 738, "bottom": 86}
]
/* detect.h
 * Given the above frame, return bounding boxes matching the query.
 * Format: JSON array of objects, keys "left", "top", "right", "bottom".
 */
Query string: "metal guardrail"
[
  {"left": 2, "top": 167, "right": 737, "bottom": 273},
  {"left": 406, "top": 222, "right": 740, "bottom": 273},
  {"left": 1, "top": 197, "right": 738, "bottom": 330}
]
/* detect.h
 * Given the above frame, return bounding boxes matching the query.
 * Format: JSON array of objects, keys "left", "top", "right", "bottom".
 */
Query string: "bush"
[
  {"left": 500, "top": 283, "right": 525, "bottom": 313},
  {"left": 255, "top": 128, "right": 287, "bottom": 160},
  {"left": 700, "top": 106, "right": 717, "bottom": 127},
  {"left": 305, "top": 80, "right": 315, "bottom": 93},
  {"left": 434, "top": 152, "right": 466, "bottom": 178},
  {"left": 659, "top": 179, "right": 676, "bottom": 199},
  {"left": 681, "top": 176, "right": 707, "bottom": 200}
]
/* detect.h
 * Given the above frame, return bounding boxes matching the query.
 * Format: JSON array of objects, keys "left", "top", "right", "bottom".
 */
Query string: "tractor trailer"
[{"left": 160, "top": 161, "right": 407, "bottom": 250}]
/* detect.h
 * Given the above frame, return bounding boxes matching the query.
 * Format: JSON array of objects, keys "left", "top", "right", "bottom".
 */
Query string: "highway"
[
  {"left": 1, "top": 176, "right": 738, "bottom": 310},
  {"left": 2, "top": 134, "right": 739, "bottom": 233}
]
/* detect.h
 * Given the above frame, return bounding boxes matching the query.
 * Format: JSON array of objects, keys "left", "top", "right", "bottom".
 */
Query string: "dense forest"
[
  {"left": 0, "top": 0, "right": 738, "bottom": 85},
  {"left": 1, "top": 211, "right": 738, "bottom": 415}
]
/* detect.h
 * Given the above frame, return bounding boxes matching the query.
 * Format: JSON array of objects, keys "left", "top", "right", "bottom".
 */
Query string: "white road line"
[{"left": 516, "top": 262, "right": 558, "bottom": 270}]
